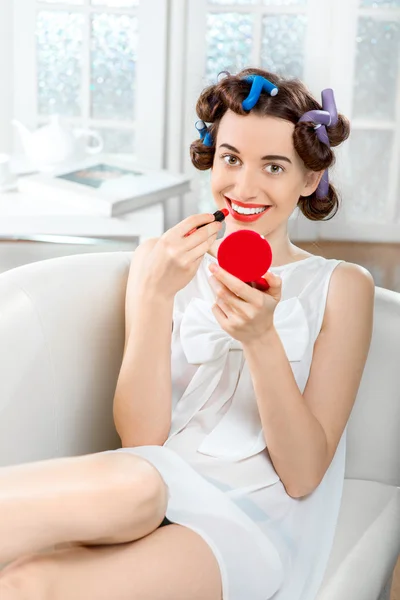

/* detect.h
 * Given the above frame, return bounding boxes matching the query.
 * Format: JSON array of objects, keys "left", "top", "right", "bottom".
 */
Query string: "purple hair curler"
[{"left": 298, "top": 89, "right": 338, "bottom": 199}]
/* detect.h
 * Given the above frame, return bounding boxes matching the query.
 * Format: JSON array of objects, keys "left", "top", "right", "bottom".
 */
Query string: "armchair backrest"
[
  {"left": 344, "top": 286, "right": 400, "bottom": 486},
  {"left": 0, "top": 251, "right": 399, "bottom": 486}
]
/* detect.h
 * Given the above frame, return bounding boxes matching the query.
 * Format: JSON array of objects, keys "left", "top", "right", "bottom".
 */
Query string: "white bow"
[{"left": 168, "top": 296, "right": 309, "bottom": 460}]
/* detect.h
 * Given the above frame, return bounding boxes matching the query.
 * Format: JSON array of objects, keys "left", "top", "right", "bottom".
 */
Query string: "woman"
[{"left": 0, "top": 68, "right": 374, "bottom": 600}]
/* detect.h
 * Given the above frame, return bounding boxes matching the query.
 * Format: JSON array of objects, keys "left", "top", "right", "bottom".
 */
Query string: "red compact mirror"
[{"left": 217, "top": 230, "right": 272, "bottom": 291}]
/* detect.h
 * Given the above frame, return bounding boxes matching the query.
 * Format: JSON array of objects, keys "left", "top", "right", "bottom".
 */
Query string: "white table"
[
  {"left": 0, "top": 190, "right": 165, "bottom": 244},
  {"left": 0, "top": 154, "right": 187, "bottom": 273},
  {"left": 0, "top": 189, "right": 166, "bottom": 273},
  {"left": 0, "top": 152, "right": 190, "bottom": 243}
]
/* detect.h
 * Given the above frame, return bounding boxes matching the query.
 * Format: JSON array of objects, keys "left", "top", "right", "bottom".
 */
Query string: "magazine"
[{"left": 17, "top": 155, "right": 191, "bottom": 217}]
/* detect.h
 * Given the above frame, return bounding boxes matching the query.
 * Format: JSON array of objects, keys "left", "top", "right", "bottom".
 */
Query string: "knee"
[
  {"left": 137, "top": 458, "right": 169, "bottom": 509},
  {"left": 104, "top": 453, "right": 169, "bottom": 522},
  {"left": 0, "top": 554, "right": 56, "bottom": 600},
  {"left": 128, "top": 456, "right": 170, "bottom": 523},
  {"left": 112, "top": 452, "right": 168, "bottom": 506}
]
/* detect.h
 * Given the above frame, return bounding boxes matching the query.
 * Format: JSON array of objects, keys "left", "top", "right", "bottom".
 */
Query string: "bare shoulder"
[
  {"left": 332, "top": 260, "right": 375, "bottom": 285},
  {"left": 323, "top": 261, "right": 375, "bottom": 331}
]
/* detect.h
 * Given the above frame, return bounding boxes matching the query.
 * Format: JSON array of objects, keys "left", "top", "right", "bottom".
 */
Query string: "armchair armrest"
[{"left": 0, "top": 251, "right": 133, "bottom": 467}]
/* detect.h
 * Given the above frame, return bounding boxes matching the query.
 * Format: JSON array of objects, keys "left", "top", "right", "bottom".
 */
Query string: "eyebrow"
[{"left": 219, "top": 143, "right": 292, "bottom": 164}]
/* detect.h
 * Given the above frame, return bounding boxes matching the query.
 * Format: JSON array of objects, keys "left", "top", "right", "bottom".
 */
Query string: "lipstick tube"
[{"left": 184, "top": 208, "right": 229, "bottom": 238}]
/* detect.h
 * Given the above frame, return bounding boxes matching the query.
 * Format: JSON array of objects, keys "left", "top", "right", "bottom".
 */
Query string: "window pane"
[
  {"left": 261, "top": 14, "right": 307, "bottom": 78},
  {"left": 346, "top": 129, "right": 393, "bottom": 222},
  {"left": 206, "top": 13, "right": 254, "bottom": 80},
  {"left": 360, "top": 0, "right": 400, "bottom": 7},
  {"left": 90, "top": 13, "right": 138, "bottom": 120},
  {"left": 90, "top": 128, "right": 135, "bottom": 153},
  {"left": 352, "top": 17, "right": 400, "bottom": 120},
  {"left": 37, "top": 11, "right": 84, "bottom": 117},
  {"left": 91, "top": 0, "right": 139, "bottom": 6}
]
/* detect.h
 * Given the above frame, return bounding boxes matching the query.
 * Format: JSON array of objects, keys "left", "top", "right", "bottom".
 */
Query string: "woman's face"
[{"left": 210, "top": 109, "right": 322, "bottom": 238}]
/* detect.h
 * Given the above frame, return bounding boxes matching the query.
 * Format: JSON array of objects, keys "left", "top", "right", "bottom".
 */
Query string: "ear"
[{"left": 300, "top": 170, "right": 324, "bottom": 196}]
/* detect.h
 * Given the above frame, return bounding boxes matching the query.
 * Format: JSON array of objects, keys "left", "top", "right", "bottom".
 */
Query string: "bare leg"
[
  {"left": 0, "top": 524, "right": 223, "bottom": 600},
  {"left": 0, "top": 452, "right": 168, "bottom": 566}
]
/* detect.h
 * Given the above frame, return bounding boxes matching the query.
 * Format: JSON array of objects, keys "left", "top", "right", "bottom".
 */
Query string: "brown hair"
[{"left": 190, "top": 67, "right": 350, "bottom": 221}]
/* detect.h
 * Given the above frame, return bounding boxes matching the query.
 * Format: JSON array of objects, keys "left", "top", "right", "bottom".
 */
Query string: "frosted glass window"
[
  {"left": 346, "top": 129, "right": 393, "bottom": 222},
  {"left": 90, "top": 128, "right": 135, "bottom": 153},
  {"left": 206, "top": 13, "right": 254, "bottom": 80},
  {"left": 261, "top": 14, "right": 307, "bottom": 78},
  {"left": 90, "top": 13, "right": 138, "bottom": 120},
  {"left": 352, "top": 18, "right": 400, "bottom": 120},
  {"left": 360, "top": 0, "right": 400, "bottom": 7},
  {"left": 91, "top": 0, "right": 139, "bottom": 6},
  {"left": 37, "top": 11, "right": 84, "bottom": 117}
]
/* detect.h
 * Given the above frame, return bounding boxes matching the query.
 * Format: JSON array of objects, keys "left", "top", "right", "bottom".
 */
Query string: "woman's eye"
[
  {"left": 221, "top": 156, "right": 283, "bottom": 173},
  {"left": 222, "top": 154, "right": 240, "bottom": 166},
  {"left": 266, "top": 164, "right": 283, "bottom": 175}
]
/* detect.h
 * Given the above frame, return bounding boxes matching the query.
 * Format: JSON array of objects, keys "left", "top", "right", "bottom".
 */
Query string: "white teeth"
[{"left": 231, "top": 202, "right": 267, "bottom": 215}]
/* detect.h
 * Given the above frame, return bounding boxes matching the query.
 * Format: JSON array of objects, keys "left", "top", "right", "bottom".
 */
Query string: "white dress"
[{"left": 104, "top": 252, "right": 347, "bottom": 600}]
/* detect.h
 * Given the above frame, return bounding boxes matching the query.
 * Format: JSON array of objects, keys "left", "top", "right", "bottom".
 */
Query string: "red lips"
[
  {"left": 225, "top": 196, "right": 267, "bottom": 209},
  {"left": 225, "top": 197, "right": 272, "bottom": 223}
]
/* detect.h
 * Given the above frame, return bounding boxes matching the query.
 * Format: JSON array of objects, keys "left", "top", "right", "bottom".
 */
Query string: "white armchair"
[{"left": 0, "top": 251, "right": 399, "bottom": 599}]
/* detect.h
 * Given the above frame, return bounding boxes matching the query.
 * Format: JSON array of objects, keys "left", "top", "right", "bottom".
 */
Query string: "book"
[{"left": 17, "top": 155, "right": 191, "bottom": 217}]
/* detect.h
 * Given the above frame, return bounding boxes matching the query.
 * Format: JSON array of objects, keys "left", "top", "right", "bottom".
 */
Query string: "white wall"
[{"left": 0, "top": 0, "right": 13, "bottom": 154}]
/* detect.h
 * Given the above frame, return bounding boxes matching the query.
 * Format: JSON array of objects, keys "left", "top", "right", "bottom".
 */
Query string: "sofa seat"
[{"left": 317, "top": 479, "right": 400, "bottom": 599}]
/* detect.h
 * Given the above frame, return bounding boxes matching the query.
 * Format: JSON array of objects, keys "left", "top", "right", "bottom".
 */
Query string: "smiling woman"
[
  {"left": 190, "top": 68, "right": 350, "bottom": 232},
  {"left": 0, "top": 67, "right": 374, "bottom": 600},
  {"left": 106, "top": 69, "right": 372, "bottom": 600}
]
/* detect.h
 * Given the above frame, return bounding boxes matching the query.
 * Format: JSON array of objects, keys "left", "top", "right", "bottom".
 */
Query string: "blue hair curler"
[
  {"left": 195, "top": 119, "right": 213, "bottom": 147},
  {"left": 242, "top": 75, "right": 279, "bottom": 111}
]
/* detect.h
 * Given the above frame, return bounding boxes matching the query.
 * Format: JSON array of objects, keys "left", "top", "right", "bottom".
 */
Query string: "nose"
[{"left": 234, "top": 165, "right": 259, "bottom": 202}]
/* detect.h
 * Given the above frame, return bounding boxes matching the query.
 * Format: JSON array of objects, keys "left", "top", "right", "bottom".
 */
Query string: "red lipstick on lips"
[
  {"left": 225, "top": 197, "right": 272, "bottom": 223},
  {"left": 184, "top": 208, "right": 229, "bottom": 238}
]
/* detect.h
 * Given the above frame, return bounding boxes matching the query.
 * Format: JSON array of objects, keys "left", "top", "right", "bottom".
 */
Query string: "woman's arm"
[
  {"left": 113, "top": 238, "right": 174, "bottom": 447},
  {"left": 243, "top": 263, "right": 375, "bottom": 499}
]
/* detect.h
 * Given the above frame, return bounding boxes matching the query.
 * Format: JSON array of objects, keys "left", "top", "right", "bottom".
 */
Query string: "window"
[
  {"left": 182, "top": 0, "right": 400, "bottom": 242},
  {"left": 12, "top": 0, "right": 168, "bottom": 168},
  {"left": 346, "top": 0, "right": 400, "bottom": 225}
]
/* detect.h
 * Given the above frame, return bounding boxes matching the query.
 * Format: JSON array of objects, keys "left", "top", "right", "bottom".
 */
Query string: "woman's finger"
[{"left": 260, "top": 271, "right": 282, "bottom": 300}]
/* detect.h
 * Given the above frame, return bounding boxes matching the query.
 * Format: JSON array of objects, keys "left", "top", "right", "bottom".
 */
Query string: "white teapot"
[{"left": 12, "top": 114, "right": 104, "bottom": 172}]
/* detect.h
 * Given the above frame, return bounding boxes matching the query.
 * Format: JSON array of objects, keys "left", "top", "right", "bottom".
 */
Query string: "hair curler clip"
[
  {"left": 242, "top": 75, "right": 279, "bottom": 111},
  {"left": 298, "top": 88, "right": 339, "bottom": 198},
  {"left": 195, "top": 119, "right": 213, "bottom": 147}
]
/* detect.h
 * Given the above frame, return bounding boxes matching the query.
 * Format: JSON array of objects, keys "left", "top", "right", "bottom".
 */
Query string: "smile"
[{"left": 224, "top": 196, "right": 272, "bottom": 222}]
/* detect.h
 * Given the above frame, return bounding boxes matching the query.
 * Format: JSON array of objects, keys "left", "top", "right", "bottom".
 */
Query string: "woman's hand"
[
  {"left": 143, "top": 213, "right": 222, "bottom": 299},
  {"left": 207, "top": 263, "right": 282, "bottom": 345}
]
